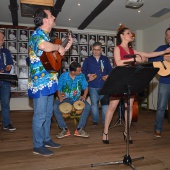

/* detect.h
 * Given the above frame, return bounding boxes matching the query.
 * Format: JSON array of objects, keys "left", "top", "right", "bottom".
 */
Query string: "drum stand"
[{"left": 91, "top": 66, "right": 159, "bottom": 169}]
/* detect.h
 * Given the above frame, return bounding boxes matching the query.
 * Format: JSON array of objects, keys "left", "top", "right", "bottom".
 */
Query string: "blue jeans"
[
  {"left": 154, "top": 83, "right": 170, "bottom": 132},
  {"left": 32, "top": 93, "right": 54, "bottom": 148},
  {"left": 88, "top": 87, "right": 109, "bottom": 124},
  {"left": 54, "top": 98, "right": 91, "bottom": 129},
  {"left": 0, "top": 82, "right": 11, "bottom": 127}
]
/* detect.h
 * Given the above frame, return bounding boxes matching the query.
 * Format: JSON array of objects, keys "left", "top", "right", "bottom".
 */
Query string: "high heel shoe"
[
  {"left": 102, "top": 132, "right": 109, "bottom": 144},
  {"left": 123, "top": 132, "right": 133, "bottom": 144}
]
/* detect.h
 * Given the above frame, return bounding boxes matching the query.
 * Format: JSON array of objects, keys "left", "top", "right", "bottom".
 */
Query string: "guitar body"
[
  {"left": 132, "top": 97, "right": 138, "bottom": 122},
  {"left": 153, "top": 61, "right": 170, "bottom": 76},
  {"left": 40, "top": 38, "right": 63, "bottom": 72},
  {"left": 40, "top": 51, "right": 63, "bottom": 72}
]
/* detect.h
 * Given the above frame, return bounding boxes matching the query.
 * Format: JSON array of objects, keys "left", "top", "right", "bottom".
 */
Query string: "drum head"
[
  {"left": 73, "top": 100, "right": 85, "bottom": 110},
  {"left": 59, "top": 102, "right": 72, "bottom": 114}
]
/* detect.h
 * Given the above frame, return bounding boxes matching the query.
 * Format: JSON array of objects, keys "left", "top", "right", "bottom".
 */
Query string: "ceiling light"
[
  {"left": 68, "top": 18, "right": 71, "bottom": 21},
  {"left": 78, "top": 3, "right": 80, "bottom": 6}
]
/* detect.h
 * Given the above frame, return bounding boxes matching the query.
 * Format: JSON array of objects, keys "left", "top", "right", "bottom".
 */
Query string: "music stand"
[
  {"left": 91, "top": 65, "right": 159, "bottom": 170},
  {"left": 0, "top": 73, "right": 18, "bottom": 82}
]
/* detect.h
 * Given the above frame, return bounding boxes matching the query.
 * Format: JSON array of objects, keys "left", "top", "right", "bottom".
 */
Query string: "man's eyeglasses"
[{"left": 92, "top": 48, "right": 101, "bottom": 51}]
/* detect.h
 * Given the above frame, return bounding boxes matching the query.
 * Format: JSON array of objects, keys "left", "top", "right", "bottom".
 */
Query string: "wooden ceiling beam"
[
  {"left": 52, "top": 0, "right": 65, "bottom": 18},
  {"left": 9, "top": 0, "right": 19, "bottom": 26},
  {"left": 78, "top": 0, "right": 114, "bottom": 30}
]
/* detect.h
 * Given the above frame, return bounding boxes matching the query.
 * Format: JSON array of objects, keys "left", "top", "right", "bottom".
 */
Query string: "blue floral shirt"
[
  {"left": 58, "top": 72, "right": 88, "bottom": 102},
  {"left": 28, "top": 28, "right": 58, "bottom": 98}
]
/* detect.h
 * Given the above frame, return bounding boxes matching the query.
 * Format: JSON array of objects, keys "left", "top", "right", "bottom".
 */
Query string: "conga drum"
[
  {"left": 59, "top": 102, "right": 72, "bottom": 118},
  {"left": 73, "top": 100, "right": 85, "bottom": 115}
]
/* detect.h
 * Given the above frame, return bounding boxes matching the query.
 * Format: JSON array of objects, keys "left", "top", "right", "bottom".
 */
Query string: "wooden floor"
[{"left": 0, "top": 109, "right": 170, "bottom": 170}]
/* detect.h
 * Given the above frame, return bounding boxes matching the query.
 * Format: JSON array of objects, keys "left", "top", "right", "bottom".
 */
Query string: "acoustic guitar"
[
  {"left": 40, "top": 31, "right": 72, "bottom": 72},
  {"left": 153, "top": 60, "right": 170, "bottom": 76}
]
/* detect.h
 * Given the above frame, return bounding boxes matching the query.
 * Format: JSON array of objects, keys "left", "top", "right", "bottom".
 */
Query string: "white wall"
[{"left": 136, "top": 18, "right": 170, "bottom": 109}]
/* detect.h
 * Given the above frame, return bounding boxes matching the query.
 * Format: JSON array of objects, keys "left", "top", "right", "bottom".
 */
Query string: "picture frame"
[
  {"left": 7, "top": 28, "right": 17, "bottom": 40},
  {"left": 101, "top": 46, "right": 106, "bottom": 56},
  {"left": 80, "top": 45, "right": 88, "bottom": 57},
  {"left": 79, "top": 34, "right": 88, "bottom": 44},
  {"left": 70, "top": 44, "right": 79, "bottom": 55},
  {"left": 61, "top": 56, "right": 69, "bottom": 69},
  {"left": 7, "top": 41, "right": 18, "bottom": 53},
  {"left": 70, "top": 56, "right": 79, "bottom": 63},
  {"left": 18, "top": 42, "right": 28, "bottom": 53},
  {"left": 18, "top": 67, "right": 28, "bottom": 78},
  {"left": 98, "top": 35, "right": 106, "bottom": 45},
  {"left": 89, "top": 34, "right": 97, "bottom": 45},
  {"left": 72, "top": 33, "right": 79, "bottom": 44},
  {"left": 60, "top": 32, "right": 68, "bottom": 42},
  {"left": 0, "top": 28, "right": 6, "bottom": 40},
  {"left": 107, "top": 47, "right": 114, "bottom": 57},
  {"left": 107, "top": 36, "right": 115, "bottom": 46},
  {"left": 18, "top": 79, "right": 28, "bottom": 91},
  {"left": 18, "top": 54, "right": 28, "bottom": 66},
  {"left": 18, "top": 29, "right": 28, "bottom": 41},
  {"left": 29, "top": 30, "right": 34, "bottom": 39}
]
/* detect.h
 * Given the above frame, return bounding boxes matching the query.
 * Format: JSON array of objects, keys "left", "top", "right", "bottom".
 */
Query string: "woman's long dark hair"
[{"left": 116, "top": 27, "right": 129, "bottom": 45}]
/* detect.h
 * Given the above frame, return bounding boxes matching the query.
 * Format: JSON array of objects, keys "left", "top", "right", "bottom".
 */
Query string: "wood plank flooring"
[{"left": 0, "top": 110, "right": 170, "bottom": 170}]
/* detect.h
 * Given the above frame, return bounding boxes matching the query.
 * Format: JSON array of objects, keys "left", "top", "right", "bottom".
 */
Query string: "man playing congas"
[{"left": 54, "top": 62, "right": 91, "bottom": 138}]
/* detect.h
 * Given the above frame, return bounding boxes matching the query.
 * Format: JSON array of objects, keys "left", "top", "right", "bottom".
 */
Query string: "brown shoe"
[{"left": 154, "top": 131, "right": 161, "bottom": 138}]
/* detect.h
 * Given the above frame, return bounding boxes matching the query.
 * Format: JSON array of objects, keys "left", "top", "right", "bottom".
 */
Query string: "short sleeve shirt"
[{"left": 28, "top": 28, "right": 58, "bottom": 98}]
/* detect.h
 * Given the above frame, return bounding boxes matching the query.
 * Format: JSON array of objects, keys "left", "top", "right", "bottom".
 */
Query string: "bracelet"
[{"left": 134, "top": 57, "right": 136, "bottom": 62}]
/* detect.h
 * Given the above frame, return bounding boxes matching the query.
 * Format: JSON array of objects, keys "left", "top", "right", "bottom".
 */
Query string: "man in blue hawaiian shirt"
[
  {"left": 28, "top": 8, "right": 72, "bottom": 156},
  {"left": 54, "top": 62, "right": 91, "bottom": 138}
]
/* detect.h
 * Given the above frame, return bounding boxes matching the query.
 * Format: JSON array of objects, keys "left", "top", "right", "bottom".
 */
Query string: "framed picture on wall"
[
  {"left": 18, "top": 79, "right": 28, "bottom": 91},
  {"left": 70, "top": 44, "right": 79, "bottom": 55},
  {"left": 79, "top": 34, "right": 88, "bottom": 44},
  {"left": 107, "top": 36, "right": 115, "bottom": 46},
  {"left": 70, "top": 56, "right": 79, "bottom": 63},
  {"left": 7, "top": 28, "right": 17, "bottom": 40},
  {"left": 18, "top": 29, "right": 28, "bottom": 41},
  {"left": 72, "top": 33, "right": 78, "bottom": 44},
  {"left": 7, "top": 41, "right": 17, "bottom": 53},
  {"left": 18, "top": 54, "right": 28, "bottom": 66},
  {"left": 11, "top": 54, "right": 17, "bottom": 66},
  {"left": 108, "top": 57, "right": 114, "bottom": 68},
  {"left": 29, "top": 30, "right": 34, "bottom": 39},
  {"left": 101, "top": 46, "right": 106, "bottom": 56},
  {"left": 80, "top": 45, "right": 88, "bottom": 57},
  {"left": 61, "top": 56, "right": 69, "bottom": 69},
  {"left": 107, "top": 47, "right": 114, "bottom": 57},
  {"left": 89, "top": 34, "right": 97, "bottom": 45},
  {"left": 18, "top": 67, "right": 28, "bottom": 78},
  {"left": 98, "top": 35, "right": 106, "bottom": 45},
  {"left": 60, "top": 32, "right": 68, "bottom": 42},
  {"left": 50, "top": 29, "right": 59, "bottom": 42},
  {"left": 18, "top": 42, "right": 28, "bottom": 53},
  {"left": 0, "top": 28, "right": 6, "bottom": 40}
]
